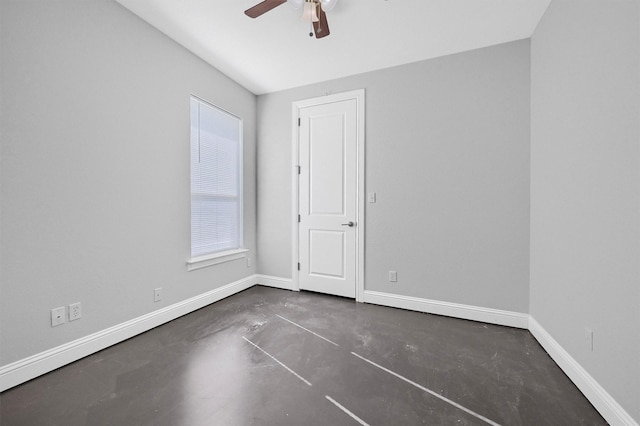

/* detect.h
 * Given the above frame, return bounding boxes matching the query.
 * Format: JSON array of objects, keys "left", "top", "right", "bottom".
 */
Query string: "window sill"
[{"left": 187, "top": 249, "right": 249, "bottom": 271}]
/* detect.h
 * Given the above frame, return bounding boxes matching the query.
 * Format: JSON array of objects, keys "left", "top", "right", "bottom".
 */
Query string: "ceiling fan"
[{"left": 244, "top": 0, "right": 338, "bottom": 39}]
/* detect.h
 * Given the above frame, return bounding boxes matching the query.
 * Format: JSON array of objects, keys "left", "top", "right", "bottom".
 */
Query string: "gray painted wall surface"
[
  {"left": 257, "top": 41, "right": 531, "bottom": 313},
  {"left": 530, "top": 0, "right": 640, "bottom": 421},
  {"left": 0, "top": 0, "right": 257, "bottom": 365}
]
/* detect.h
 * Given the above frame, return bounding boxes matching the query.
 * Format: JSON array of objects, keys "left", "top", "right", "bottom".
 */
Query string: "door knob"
[{"left": 341, "top": 221, "right": 355, "bottom": 227}]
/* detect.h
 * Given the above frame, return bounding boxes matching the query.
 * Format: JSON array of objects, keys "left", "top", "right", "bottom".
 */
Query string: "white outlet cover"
[
  {"left": 69, "top": 302, "right": 82, "bottom": 321},
  {"left": 584, "top": 327, "right": 593, "bottom": 352},
  {"left": 51, "top": 307, "right": 66, "bottom": 327}
]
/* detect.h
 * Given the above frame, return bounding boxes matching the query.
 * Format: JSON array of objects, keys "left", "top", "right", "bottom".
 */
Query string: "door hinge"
[
  {"left": 297, "top": 262, "right": 300, "bottom": 271},
  {"left": 298, "top": 214, "right": 301, "bottom": 223},
  {"left": 297, "top": 165, "right": 301, "bottom": 175},
  {"left": 298, "top": 117, "right": 301, "bottom": 127}
]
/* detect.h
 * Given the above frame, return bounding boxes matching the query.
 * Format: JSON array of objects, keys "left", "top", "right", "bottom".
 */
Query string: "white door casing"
[{"left": 292, "top": 90, "right": 365, "bottom": 300}]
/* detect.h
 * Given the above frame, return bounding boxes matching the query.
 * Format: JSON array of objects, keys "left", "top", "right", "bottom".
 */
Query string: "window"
[{"left": 190, "top": 96, "right": 243, "bottom": 260}]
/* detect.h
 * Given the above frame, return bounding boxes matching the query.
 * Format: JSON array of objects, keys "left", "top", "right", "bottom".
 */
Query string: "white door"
[{"left": 298, "top": 97, "right": 358, "bottom": 298}]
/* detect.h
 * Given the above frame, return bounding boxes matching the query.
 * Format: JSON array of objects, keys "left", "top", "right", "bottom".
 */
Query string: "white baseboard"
[
  {"left": 256, "top": 274, "right": 296, "bottom": 291},
  {"left": 363, "top": 290, "right": 529, "bottom": 329},
  {"left": 364, "top": 290, "right": 637, "bottom": 424},
  {"left": 529, "top": 317, "right": 638, "bottom": 426},
  {"left": 0, "top": 275, "right": 258, "bottom": 392},
  {"left": 2, "top": 278, "right": 635, "bottom": 426}
]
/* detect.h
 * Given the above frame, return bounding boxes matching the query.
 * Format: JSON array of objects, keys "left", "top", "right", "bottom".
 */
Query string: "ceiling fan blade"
[
  {"left": 244, "top": 0, "right": 287, "bottom": 18},
  {"left": 313, "top": 4, "right": 330, "bottom": 38}
]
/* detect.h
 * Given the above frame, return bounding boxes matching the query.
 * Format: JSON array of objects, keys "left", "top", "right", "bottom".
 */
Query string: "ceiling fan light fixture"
[
  {"left": 301, "top": 0, "right": 320, "bottom": 22},
  {"left": 320, "top": 0, "right": 337, "bottom": 12}
]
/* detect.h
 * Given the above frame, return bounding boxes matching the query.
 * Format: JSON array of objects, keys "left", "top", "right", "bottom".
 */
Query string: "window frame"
[{"left": 188, "top": 95, "right": 245, "bottom": 270}]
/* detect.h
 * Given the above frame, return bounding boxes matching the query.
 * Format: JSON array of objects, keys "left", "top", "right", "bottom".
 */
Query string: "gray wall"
[
  {"left": 0, "top": 0, "right": 257, "bottom": 365},
  {"left": 530, "top": 0, "right": 640, "bottom": 421},
  {"left": 257, "top": 40, "right": 531, "bottom": 313},
  {"left": 2, "top": 0, "right": 637, "bottom": 420}
]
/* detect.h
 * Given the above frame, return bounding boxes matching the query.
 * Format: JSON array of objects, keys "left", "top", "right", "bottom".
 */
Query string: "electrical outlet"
[
  {"left": 368, "top": 192, "right": 376, "bottom": 203},
  {"left": 69, "top": 302, "right": 82, "bottom": 321},
  {"left": 247, "top": 257, "right": 252, "bottom": 268},
  {"left": 584, "top": 327, "right": 593, "bottom": 352},
  {"left": 154, "top": 288, "right": 162, "bottom": 302},
  {"left": 389, "top": 271, "right": 398, "bottom": 282},
  {"left": 51, "top": 307, "right": 66, "bottom": 327}
]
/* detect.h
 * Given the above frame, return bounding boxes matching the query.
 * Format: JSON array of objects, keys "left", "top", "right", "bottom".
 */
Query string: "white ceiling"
[{"left": 115, "top": 0, "right": 551, "bottom": 95}]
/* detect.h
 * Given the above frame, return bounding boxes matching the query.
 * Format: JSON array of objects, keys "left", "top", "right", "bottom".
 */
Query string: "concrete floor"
[{"left": 1, "top": 286, "right": 605, "bottom": 425}]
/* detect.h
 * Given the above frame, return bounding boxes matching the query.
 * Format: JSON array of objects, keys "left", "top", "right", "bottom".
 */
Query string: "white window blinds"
[{"left": 190, "top": 96, "right": 243, "bottom": 258}]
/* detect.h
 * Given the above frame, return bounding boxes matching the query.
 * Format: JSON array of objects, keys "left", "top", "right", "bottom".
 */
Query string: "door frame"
[{"left": 291, "top": 89, "right": 365, "bottom": 302}]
